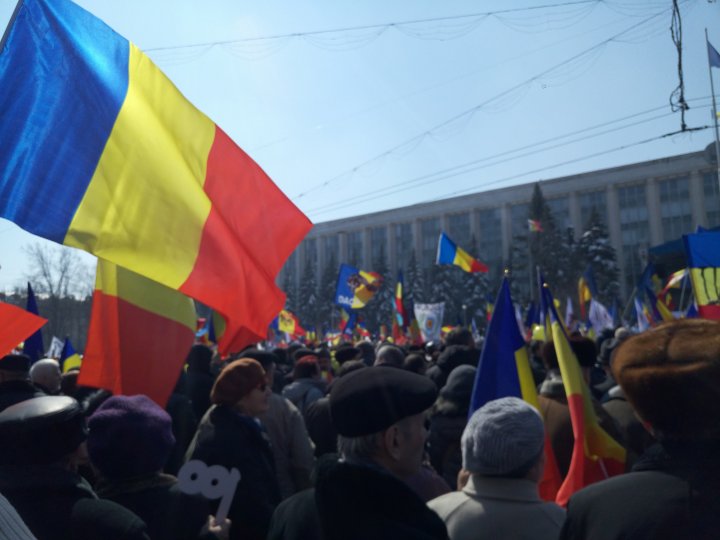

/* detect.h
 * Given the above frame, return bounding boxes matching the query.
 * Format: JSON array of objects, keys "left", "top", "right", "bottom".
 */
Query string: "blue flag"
[
  {"left": 709, "top": 40, "right": 720, "bottom": 69},
  {"left": 24, "top": 283, "right": 44, "bottom": 361}
]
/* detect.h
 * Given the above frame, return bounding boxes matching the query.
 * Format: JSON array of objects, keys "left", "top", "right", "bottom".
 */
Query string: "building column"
[
  {"left": 568, "top": 191, "right": 581, "bottom": 240},
  {"left": 606, "top": 185, "right": 625, "bottom": 298},
  {"left": 500, "top": 203, "right": 512, "bottom": 262},
  {"left": 689, "top": 169, "right": 706, "bottom": 229},
  {"left": 413, "top": 220, "right": 422, "bottom": 261},
  {"left": 338, "top": 232, "right": 347, "bottom": 265},
  {"left": 363, "top": 228, "right": 372, "bottom": 268},
  {"left": 388, "top": 224, "right": 397, "bottom": 275}
]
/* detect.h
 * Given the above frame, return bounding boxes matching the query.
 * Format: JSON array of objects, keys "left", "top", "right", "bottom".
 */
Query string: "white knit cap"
[{"left": 461, "top": 396, "right": 544, "bottom": 476}]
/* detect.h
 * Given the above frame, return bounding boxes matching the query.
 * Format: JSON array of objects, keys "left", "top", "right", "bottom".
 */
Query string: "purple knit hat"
[{"left": 88, "top": 395, "right": 175, "bottom": 479}]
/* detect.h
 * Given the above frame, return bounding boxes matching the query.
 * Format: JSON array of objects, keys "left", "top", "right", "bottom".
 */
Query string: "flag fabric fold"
[
  {"left": 24, "top": 283, "right": 44, "bottom": 362},
  {"left": 547, "top": 288, "right": 625, "bottom": 506},
  {"left": 335, "top": 264, "right": 382, "bottom": 309},
  {"left": 79, "top": 260, "right": 197, "bottom": 406},
  {"left": 683, "top": 231, "right": 720, "bottom": 319},
  {"left": 0, "top": 301, "right": 48, "bottom": 357},
  {"left": 0, "top": 0, "right": 311, "bottom": 355},
  {"left": 436, "top": 232, "right": 488, "bottom": 273},
  {"left": 469, "top": 278, "right": 562, "bottom": 500},
  {"left": 709, "top": 40, "right": 720, "bottom": 68}
]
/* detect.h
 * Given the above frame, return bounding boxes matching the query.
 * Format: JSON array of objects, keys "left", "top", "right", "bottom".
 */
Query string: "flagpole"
[
  {"left": 0, "top": 0, "right": 22, "bottom": 53},
  {"left": 707, "top": 29, "right": 720, "bottom": 191},
  {"left": 621, "top": 286, "right": 637, "bottom": 324}
]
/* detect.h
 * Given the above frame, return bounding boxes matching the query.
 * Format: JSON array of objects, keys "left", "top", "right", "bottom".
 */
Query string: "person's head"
[
  {"left": 437, "top": 345, "right": 476, "bottom": 373},
  {"left": 374, "top": 345, "right": 405, "bottom": 368},
  {"left": 331, "top": 367, "right": 437, "bottom": 479},
  {"left": 314, "top": 348, "right": 332, "bottom": 372},
  {"left": 437, "top": 365, "right": 477, "bottom": 414},
  {"left": 211, "top": 358, "right": 270, "bottom": 416},
  {"left": 241, "top": 349, "right": 279, "bottom": 382},
  {"left": 612, "top": 319, "right": 720, "bottom": 442},
  {"left": 334, "top": 345, "right": 361, "bottom": 365},
  {"left": 403, "top": 353, "right": 427, "bottom": 375},
  {"left": 185, "top": 344, "right": 213, "bottom": 373},
  {"left": 355, "top": 341, "right": 376, "bottom": 366},
  {"left": 462, "top": 397, "right": 545, "bottom": 482},
  {"left": 293, "top": 356, "right": 320, "bottom": 380},
  {"left": 445, "top": 328, "right": 475, "bottom": 349},
  {"left": 30, "top": 358, "right": 62, "bottom": 394},
  {"left": 0, "top": 396, "right": 88, "bottom": 471},
  {"left": 0, "top": 353, "right": 31, "bottom": 383},
  {"left": 87, "top": 395, "right": 175, "bottom": 480}
]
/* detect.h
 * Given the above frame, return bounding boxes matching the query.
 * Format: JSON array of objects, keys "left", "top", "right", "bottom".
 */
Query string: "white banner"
[
  {"left": 46, "top": 336, "right": 64, "bottom": 359},
  {"left": 414, "top": 302, "right": 445, "bottom": 342}
]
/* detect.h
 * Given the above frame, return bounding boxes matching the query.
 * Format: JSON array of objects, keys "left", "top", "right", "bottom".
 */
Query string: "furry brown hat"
[
  {"left": 211, "top": 358, "right": 266, "bottom": 406},
  {"left": 612, "top": 319, "right": 720, "bottom": 440}
]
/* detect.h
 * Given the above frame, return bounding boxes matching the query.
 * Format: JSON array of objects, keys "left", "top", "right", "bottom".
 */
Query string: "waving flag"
[
  {"left": 0, "top": 0, "right": 310, "bottom": 356},
  {"left": 588, "top": 299, "right": 614, "bottom": 333},
  {"left": 436, "top": 232, "right": 488, "bottom": 273},
  {"left": 470, "top": 278, "right": 562, "bottom": 500},
  {"left": 709, "top": 39, "right": 720, "bottom": 68},
  {"left": 577, "top": 265, "right": 598, "bottom": 320},
  {"left": 79, "top": 260, "right": 197, "bottom": 406},
  {"left": 683, "top": 231, "right": 720, "bottom": 319},
  {"left": 278, "top": 310, "right": 305, "bottom": 337},
  {"left": 528, "top": 219, "right": 543, "bottom": 232},
  {"left": 24, "top": 283, "right": 44, "bottom": 362},
  {"left": 547, "top": 288, "right": 625, "bottom": 506},
  {"left": 339, "top": 308, "right": 357, "bottom": 336},
  {"left": 60, "top": 337, "right": 82, "bottom": 373},
  {"left": 0, "top": 301, "right": 47, "bottom": 357},
  {"left": 394, "top": 271, "right": 408, "bottom": 328},
  {"left": 335, "top": 264, "right": 382, "bottom": 309},
  {"left": 643, "top": 285, "right": 674, "bottom": 323}
]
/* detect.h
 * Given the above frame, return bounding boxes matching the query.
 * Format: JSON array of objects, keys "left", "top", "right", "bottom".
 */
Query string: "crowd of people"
[{"left": 0, "top": 318, "right": 718, "bottom": 539}]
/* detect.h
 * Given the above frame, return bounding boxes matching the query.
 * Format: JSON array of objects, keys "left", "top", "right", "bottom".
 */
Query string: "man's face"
[{"left": 391, "top": 412, "right": 428, "bottom": 478}]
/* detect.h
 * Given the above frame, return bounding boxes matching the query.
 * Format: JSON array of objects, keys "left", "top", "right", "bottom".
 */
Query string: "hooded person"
[
  {"left": 428, "top": 397, "right": 565, "bottom": 540},
  {"left": 268, "top": 367, "right": 449, "bottom": 540},
  {"left": 428, "top": 365, "right": 477, "bottom": 488},
  {"left": 88, "top": 395, "right": 215, "bottom": 540},
  {"left": 185, "top": 358, "right": 280, "bottom": 540},
  {"left": 0, "top": 396, "right": 150, "bottom": 540},
  {"left": 561, "top": 319, "right": 720, "bottom": 540}
]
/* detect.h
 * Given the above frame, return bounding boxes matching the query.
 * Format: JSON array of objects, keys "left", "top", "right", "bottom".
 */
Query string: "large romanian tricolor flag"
[
  {"left": 683, "top": 231, "right": 720, "bottom": 319},
  {"left": 79, "top": 260, "right": 197, "bottom": 406},
  {"left": 0, "top": 0, "right": 311, "bottom": 355},
  {"left": 436, "top": 232, "right": 488, "bottom": 273},
  {"left": 0, "top": 301, "right": 47, "bottom": 357},
  {"left": 547, "top": 289, "right": 625, "bottom": 506},
  {"left": 470, "top": 277, "right": 562, "bottom": 500}
]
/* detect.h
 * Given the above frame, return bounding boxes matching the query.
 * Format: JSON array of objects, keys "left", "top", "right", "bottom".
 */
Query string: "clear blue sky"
[{"left": 0, "top": 0, "right": 718, "bottom": 291}]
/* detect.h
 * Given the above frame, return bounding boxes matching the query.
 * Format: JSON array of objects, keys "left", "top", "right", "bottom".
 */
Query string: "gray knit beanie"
[{"left": 462, "top": 396, "right": 544, "bottom": 476}]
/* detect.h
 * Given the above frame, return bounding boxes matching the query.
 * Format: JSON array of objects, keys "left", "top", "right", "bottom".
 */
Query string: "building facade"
[{"left": 282, "top": 146, "right": 720, "bottom": 300}]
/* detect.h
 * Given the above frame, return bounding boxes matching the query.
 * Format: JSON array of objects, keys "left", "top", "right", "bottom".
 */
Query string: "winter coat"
[
  {"left": 560, "top": 441, "right": 720, "bottom": 540},
  {"left": 0, "top": 381, "right": 45, "bottom": 412},
  {"left": 96, "top": 473, "right": 209, "bottom": 540},
  {"left": 428, "top": 401, "right": 468, "bottom": 489},
  {"left": 304, "top": 397, "right": 337, "bottom": 457},
  {"left": 185, "top": 404, "right": 281, "bottom": 540},
  {"left": 428, "top": 475, "right": 565, "bottom": 540},
  {"left": 257, "top": 393, "right": 315, "bottom": 499},
  {"left": 0, "top": 464, "right": 149, "bottom": 540},
  {"left": 281, "top": 378, "right": 325, "bottom": 417},
  {"left": 268, "top": 459, "right": 449, "bottom": 540}
]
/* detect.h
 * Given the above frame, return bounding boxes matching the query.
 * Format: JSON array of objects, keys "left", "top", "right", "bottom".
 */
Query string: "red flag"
[
  {"left": 0, "top": 301, "right": 47, "bottom": 357},
  {"left": 79, "top": 260, "right": 196, "bottom": 406}
]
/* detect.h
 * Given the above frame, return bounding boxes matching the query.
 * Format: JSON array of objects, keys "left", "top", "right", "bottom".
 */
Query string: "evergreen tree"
[
  {"left": 282, "top": 270, "right": 298, "bottom": 314},
  {"left": 462, "top": 237, "right": 491, "bottom": 327},
  {"left": 406, "top": 249, "right": 426, "bottom": 304},
  {"left": 577, "top": 209, "right": 620, "bottom": 304},
  {"left": 297, "top": 257, "right": 318, "bottom": 328},
  {"left": 429, "top": 265, "right": 458, "bottom": 324}
]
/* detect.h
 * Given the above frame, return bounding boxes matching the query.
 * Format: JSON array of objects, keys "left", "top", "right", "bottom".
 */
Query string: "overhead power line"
[{"left": 292, "top": 3, "right": 684, "bottom": 202}]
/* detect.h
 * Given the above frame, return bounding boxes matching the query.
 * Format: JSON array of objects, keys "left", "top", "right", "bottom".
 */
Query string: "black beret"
[
  {"left": 0, "top": 396, "right": 87, "bottom": 464},
  {"left": 0, "top": 354, "right": 31, "bottom": 373},
  {"left": 329, "top": 366, "right": 437, "bottom": 437}
]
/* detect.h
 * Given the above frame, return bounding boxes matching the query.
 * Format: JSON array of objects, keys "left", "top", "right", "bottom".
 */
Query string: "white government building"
[{"left": 281, "top": 143, "right": 720, "bottom": 300}]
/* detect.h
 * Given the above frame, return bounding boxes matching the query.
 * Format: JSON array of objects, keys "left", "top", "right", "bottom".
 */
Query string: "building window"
[
  {"left": 347, "top": 231, "right": 363, "bottom": 267},
  {"left": 370, "top": 226, "right": 387, "bottom": 263},
  {"left": 547, "top": 197, "right": 570, "bottom": 229},
  {"left": 659, "top": 176, "right": 692, "bottom": 241},
  {"left": 478, "top": 208, "right": 502, "bottom": 270},
  {"left": 447, "top": 213, "right": 471, "bottom": 248},
  {"left": 578, "top": 190, "right": 607, "bottom": 228},
  {"left": 394, "top": 222, "right": 413, "bottom": 270},
  {"left": 420, "top": 218, "right": 440, "bottom": 267},
  {"left": 510, "top": 203, "right": 529, "bottom": 238},
  {"left": 618, "top": 184, "right": 649, "bottom": 292},
  {"left": 704, "top": 172, "right": 720, "bottom": 228}
]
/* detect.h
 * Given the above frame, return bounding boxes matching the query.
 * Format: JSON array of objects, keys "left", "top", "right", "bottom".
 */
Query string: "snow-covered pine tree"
[
  {"left": 297, "top": 256, "right": 318, "bottom": 329},
  {"left": 316, "top": 252, "right": 338, "bottom": 329},
  {"left": 577, "top": 209, "right": 620, "bottom": 304},
  {"left": 282, "top": 270, "right": 298, "bottom": 314}
]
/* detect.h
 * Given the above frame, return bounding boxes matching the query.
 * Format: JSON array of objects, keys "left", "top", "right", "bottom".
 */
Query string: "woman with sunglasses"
[{"left": 185, "top": 358, "right": 280, "bottom": 540}]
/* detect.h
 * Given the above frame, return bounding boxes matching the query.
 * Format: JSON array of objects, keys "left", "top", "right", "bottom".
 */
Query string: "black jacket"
[
  {"left": 0, "top": 464, "right": 149, "bottom": 540},
  {"left": 0, "top": 380, "right": 45, "bottom": 412},
  {"left": 268, "top": 460, "right": 449, "bottom": 540},
  {"left": 186, "top": 405, "right": 281, "bottom": 540},
  {"left": 561, "top": 441, "right": 720, "bottom": 540}
]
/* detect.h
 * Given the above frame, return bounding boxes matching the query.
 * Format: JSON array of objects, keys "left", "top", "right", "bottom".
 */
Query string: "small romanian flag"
[
  {"left": 436, "top": 232, "right": 488, "bottom": 273},
  {"left": 528, "top": 219, "right": 543, "bottom": 232}
]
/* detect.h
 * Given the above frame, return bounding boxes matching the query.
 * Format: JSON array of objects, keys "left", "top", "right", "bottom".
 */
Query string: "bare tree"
[{"left": 23, "top": 243, "right": 94, "bottom": 299}]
